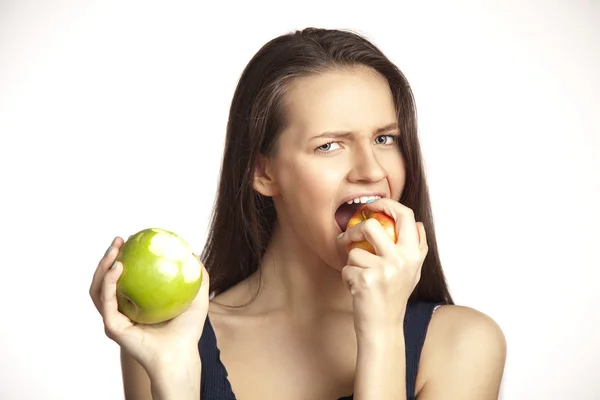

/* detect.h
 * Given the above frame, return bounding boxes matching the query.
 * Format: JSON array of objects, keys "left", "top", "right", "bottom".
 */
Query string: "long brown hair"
[{"left": 200, "top": 27, "right": 454, "bottom": 305}]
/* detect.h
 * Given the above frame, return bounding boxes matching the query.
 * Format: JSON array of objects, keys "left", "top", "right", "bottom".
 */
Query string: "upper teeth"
[{"left": 347, "top": 195, "right": 381, "bottom": 204}]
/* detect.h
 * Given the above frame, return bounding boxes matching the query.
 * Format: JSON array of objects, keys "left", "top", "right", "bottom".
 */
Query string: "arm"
[
  {"left": 121, "top": 348, "right": 202, "bottom": 400},
  {"left": 354, "top": 328, "right": 407, "bottom": 399},
  {"left": 121, "top": 348, "right": 152, "bottom": 400},
  {"left": 417, "top": 306, "right": 507, "bottom": 399}
]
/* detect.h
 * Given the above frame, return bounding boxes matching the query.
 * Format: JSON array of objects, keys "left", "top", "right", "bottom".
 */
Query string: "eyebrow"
[{"left": 310, "top": 123, "right": 399, "bottom": 141}]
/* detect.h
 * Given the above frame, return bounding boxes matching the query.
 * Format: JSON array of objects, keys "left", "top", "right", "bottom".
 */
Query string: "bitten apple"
[
  {"left": 115, "top": 228, "right": 203, "bottom": 325},
  {"left": 345, "top": 204, "right": 397, "bottom": 254}
]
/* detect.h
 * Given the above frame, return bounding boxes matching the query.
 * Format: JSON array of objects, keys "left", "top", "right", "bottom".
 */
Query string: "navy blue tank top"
[{"left": 198, "top": 301, "right": 444, "bottom": 400}]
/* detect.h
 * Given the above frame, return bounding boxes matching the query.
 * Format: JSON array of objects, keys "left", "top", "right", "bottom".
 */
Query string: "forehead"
[{"left": 283, "top": 67, "right": 397, "bottom": 138}]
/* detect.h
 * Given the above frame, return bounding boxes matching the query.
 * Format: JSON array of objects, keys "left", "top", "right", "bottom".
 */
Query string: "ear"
[{"left": 253, "top": 154, "right": 280, "bottom": 197}]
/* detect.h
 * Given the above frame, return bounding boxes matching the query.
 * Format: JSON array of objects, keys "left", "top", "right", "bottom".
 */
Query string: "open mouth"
[{"left": 334, "top": 195, "right": 383, "bottom": 232}]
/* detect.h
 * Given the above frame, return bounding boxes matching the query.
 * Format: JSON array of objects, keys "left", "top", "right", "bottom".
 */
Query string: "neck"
[{"left": 245, "top": 223, "right": 353, "bottom": 320}]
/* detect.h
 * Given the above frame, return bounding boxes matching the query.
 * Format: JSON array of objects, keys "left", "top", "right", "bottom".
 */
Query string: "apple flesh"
[
  {"left": 115, "top": 228, "right": 202, "bottom": 325},
  {"left": 345, "top": 204, "right": 397, "bottom": 254}
]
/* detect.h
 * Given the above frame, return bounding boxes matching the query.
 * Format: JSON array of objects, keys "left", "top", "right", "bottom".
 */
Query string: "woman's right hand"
[{"left": 89, "top": 236, "right": 210, "bottom": 374}]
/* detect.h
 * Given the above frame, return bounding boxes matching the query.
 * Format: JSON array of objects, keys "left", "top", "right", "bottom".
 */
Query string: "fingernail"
[
  {"left": 366, "top": 199, "right": 376, "bottom": 203},
  {"left": 110, "top": 261, "right": 118, "bottom": 270},
  {"left": 104, "top": 246, "right": 112, "bottom": 256},
  {"left": 337, "top": 233, "right": 344, "bottom": 240}
]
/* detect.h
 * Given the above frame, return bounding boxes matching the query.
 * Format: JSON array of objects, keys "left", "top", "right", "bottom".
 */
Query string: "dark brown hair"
[{"left": 200, "top": 27, "right": 454, "bottom": 305}]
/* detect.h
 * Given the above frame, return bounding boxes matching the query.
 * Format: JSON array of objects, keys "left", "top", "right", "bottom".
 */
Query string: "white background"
[{"left": 1, "top": 1, "right": 598, "bottom": 399}]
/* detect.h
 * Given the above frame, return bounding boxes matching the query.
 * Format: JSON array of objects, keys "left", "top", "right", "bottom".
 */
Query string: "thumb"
[
  {"left": 190, "top": 262, "right": 210, "bottom": 312},
  {"left": 191, "top": 253, "right": 211, "bottom": 308},
  {"left": 169, "top": 258, "right": 211, "bottom": 338}
]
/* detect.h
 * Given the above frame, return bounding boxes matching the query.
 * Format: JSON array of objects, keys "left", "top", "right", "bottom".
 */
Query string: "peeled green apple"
[{"left": 115, "top": 228, "right": 202, "bottom": 325}]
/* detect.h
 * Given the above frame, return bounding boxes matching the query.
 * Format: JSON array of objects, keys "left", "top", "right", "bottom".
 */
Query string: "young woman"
[{"left": 90, "top": 27, "right": 507, "bottom": 399}]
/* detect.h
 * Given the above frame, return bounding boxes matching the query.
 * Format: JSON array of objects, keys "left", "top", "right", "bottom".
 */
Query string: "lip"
[{"left": 336, "top": 192, "right": 387, "bottom": 209}]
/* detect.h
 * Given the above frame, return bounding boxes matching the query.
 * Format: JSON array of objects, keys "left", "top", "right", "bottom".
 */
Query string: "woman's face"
[{"left": 267, "top": 67, "right": 406, "bottom": 270}]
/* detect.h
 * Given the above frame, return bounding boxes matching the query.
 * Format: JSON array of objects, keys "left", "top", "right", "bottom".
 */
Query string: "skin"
[{"left": 90, "top": 67, "right": 507, "bottom": 399}]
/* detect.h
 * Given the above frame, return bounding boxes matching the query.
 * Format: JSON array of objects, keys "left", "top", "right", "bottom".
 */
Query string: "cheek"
[
  {"left": 279, "top": 157, "right": 342, "bottom": 204},
  {"left": 384, "top": 152, "right": 406, "bottom": 199},
  {"left": 392, "top": 166, "right": 406, "bottom": 198}
]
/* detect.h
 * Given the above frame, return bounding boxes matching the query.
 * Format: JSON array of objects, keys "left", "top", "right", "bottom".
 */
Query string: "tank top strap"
[
  {"left": 404, "top": 300, "right": 445, "bottom": 399},
  {"left": 198, "top": 316, "right": 237, "bottom": 399}
]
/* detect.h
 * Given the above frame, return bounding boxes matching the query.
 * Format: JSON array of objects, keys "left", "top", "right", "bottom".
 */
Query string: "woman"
[{"left": 90, "top": 27, "right": 506, "bottom": 399}]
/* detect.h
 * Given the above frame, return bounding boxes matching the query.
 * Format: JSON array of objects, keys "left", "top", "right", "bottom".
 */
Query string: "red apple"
[{"left": 345, "top": 204, "right": 397, "bottom": 254}]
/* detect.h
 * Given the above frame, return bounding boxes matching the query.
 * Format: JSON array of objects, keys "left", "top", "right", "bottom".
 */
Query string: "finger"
[
  {"left": 90, "top": 237, "right": 124, "bottom": 308},
  {"left": 341, "top": 265, "right": 362, "bottom": 294},
  {"left": 346, "top": 246, "right": 381, "bottom": 270},
  {"left": 364, "top": 199, "right": 419, "bottom": 249},
  {"left": 342, "top": 265, "right": 361, "bottom": 294},
  {"left": 92, "top": 237, "right": 124, "bottom": 278},
  {"left": 338, "top": 218, "right": 397, "bottom": 257},
  {"left": 100, "top": 261, "right": 133, "bottom": 339}
]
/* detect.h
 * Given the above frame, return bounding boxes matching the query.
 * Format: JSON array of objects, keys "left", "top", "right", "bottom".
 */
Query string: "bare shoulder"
[
  {"left": 416, "top": 304, "right": 507, "bottom": 400},
  {"left": 206, "top": 277, "right": 258, "bottom": 333},
  {"left": 208, "top": 274, "right": 258, "bottom": 312},
  {"left": 428, "top": 304, "right": 506, "bottom": 347}
]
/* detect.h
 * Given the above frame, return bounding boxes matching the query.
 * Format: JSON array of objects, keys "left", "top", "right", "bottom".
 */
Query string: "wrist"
[
  {"left": 148, "top": 352, "right": 201, "bottom": 376},
  {"left": 356, "top": 322, "right": 405, "bottom": 347},
  {"left": 146, "top": 351, "right": 201, "bottom": 400},
  {"left": 354, "top": 327, "right": 406, "bottom": 399},
  {"left": 357, "top": 329, "right": 405, "bottom": 355}
]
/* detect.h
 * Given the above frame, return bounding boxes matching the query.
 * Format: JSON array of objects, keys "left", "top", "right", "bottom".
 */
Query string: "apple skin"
[
  {"left": 115, "top": 228, "right": 202, "bottom": 325},
  {"left": 345, "top": 204, "right": 397, "bottom": 254}
]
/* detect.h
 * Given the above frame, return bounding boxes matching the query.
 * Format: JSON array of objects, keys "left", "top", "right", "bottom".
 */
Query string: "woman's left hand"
[{"left": 336, "top": 198, "right": 428, "bottom": 338}]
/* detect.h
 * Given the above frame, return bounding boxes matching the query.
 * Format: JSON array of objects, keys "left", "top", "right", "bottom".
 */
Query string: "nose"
[{"left": 347, "top": 145, "right": 387, "bottom": 183}]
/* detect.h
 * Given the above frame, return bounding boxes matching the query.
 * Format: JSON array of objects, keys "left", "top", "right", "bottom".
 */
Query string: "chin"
[
  {"left": 328, "top": 263, "right": 346, "bottom": 273},
  {"left": 319, "top": 247, "right": 348, "bottom": 273}
]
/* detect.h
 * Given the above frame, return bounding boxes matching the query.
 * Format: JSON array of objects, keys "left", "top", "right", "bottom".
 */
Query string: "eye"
[
  {"left": 374, "top": 134, "right": 398, "bottom": 145},
  {"left": 315, "top": 141, "right": 342, "bottom": 153}
]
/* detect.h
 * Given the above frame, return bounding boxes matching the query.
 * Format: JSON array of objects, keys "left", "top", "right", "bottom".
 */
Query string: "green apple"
[{"left": 115, "top": 228, "right": 202, "bottom": 325}]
